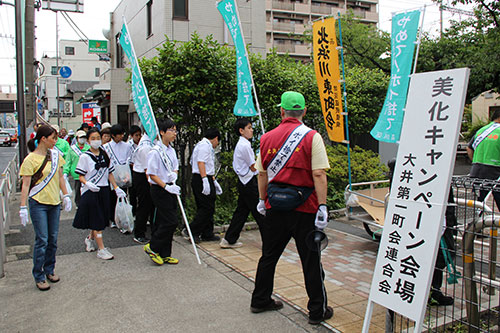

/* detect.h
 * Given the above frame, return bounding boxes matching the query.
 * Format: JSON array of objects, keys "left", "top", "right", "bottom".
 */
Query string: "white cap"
[
  {"left": 68, "top": 129, "right": 75, "bottom": 135},
  {"left": 75, "top": 130, "right": 87, "bottom": 138},
  {"left": 52, "top": 124, "right": 60, "bottom": 132},
  {"left": 101, "top": 122, "right": 112, "bottom": 130}
]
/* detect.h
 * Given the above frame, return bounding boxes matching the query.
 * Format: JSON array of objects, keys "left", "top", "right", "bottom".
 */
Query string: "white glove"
[
  {"left": 63, "top": 173, "right": 68, "bottom": 180},
  {"left": 19, "top": 206, "right": 29, "bottom": 226},
  {"left": 115, "top": 187, "right": 126, "bottom": 198},
  {"left": 170, "top": 172, "right": 178, "bottom": 183},
  {"left": 214, "top": 179, "right": 223, "bottom": 195},
  {"left": 202, "top": 177, "right": 211, "bottom": 196},
  {"left": 315, "top": 204, "right": 329, "bottom": 229},
  {"left": 164, "top": 184, "right": 181, "bottom": 195},
  {"left": 63, "top": 196, "right": 72, "bottom": 212},
  {"left": 257, "top": 199, "right": 266, "bottom": 216},
  {"left": 85, "top": 182, "right": 100, "bottom": 192}
]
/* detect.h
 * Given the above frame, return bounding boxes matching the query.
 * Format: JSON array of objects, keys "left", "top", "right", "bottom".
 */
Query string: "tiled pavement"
[{"left": 198, "top": 227, "right": 387, "bottom": 332}]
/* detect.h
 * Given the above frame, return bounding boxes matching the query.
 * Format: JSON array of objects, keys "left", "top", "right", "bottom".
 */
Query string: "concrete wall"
[{"left": 472, "top": 91, "right": 500, "bottom": 123}]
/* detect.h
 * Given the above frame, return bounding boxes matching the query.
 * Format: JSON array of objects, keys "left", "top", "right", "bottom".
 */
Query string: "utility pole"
[
  {"left": 15, "top": 0, "right": 27, "bottom": 161},
  {"left": 55, "top": 10, "right": 60, "bottom": 127},
  {"left": 25, "top": 0, "right": 35, "bottom": 126},
  {"left": 440, "top": 0, "right": 443, "bottom": 38}
]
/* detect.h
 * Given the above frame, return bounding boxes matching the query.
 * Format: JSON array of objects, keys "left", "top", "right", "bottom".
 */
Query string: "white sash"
[
  {"left": 71, "top": 144, "right": 83, "bottom": 157},
  {"left": 80, "top": 151, "right": 108, "bottom": 195},
  {"left": 152, "top": 145, "right": 174, "bottom": 173},
  {"left": 267, "top": 124, "right": 312, "bottom": 182},
  {"left": 473, "top": 122, "right": 500, "bottom": 150},
  {"left": 29, "top": 149, "right": 60, "bottom": 198},
  {"left": 53, "top": 145, "right": 62, "bottom": 155}
]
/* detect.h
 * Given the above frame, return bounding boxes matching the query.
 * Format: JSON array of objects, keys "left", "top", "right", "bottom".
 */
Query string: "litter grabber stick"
[{"left": 176, "top": 194, "right": 202, "bottom": 265}]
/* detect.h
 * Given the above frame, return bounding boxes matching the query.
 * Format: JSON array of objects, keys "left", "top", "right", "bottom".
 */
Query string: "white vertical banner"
[{"left": 363, "top": 68, "right": 470, "bottom": 332}]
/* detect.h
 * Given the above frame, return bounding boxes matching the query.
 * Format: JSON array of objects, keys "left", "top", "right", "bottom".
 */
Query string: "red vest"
[{"left": 261, "top": 117, "right": 318, "bottom": 214}]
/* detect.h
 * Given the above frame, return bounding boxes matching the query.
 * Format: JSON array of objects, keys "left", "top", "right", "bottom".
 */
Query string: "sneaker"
[
  {"left": 85, "top": 236, "right": 96, "bottom": 252},
  {"left": 144, "top": 243, "right": 164, "bottom": 265},
  {"left": 429, "top": 290, "right": 454, "bottom": 306},
  {"left": 133, "top": 237, "right": 150, "bottom": 244},
  {"left": 308, "top": 306, "right": 334, "bottom": 325},
  {"left": 162, "top": 256, "right": 179, "bottom": 265},
  {"left": 220, "top": 238, "right": 243, "bottom": 249},
  {"left": 251, "top": 299, "right": 284, "bottom": 313},
  {"left": 181, "top": 228, "right": 190, "bottom": 240},
  {"left": 97, "top": 248, "right": 114, "bottom": 260},
  {"left": 110, "top": 222, "right": 117, "bottom": 228},
  {"left": 201, "top": 234, "right": 220, "bottom": 242}
]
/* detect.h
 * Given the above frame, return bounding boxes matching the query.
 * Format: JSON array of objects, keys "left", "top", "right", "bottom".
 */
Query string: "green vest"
[
  {"left": 63, "top": 144, "right": 90, "bottom": 180},
  {"left": 55, "top": 138, "right": 70, "bottom": 159},
  {"left": 473, "top": 122, "right": 500, "bottom": 167}
]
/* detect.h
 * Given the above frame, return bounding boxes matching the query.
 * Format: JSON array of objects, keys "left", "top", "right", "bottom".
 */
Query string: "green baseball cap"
[{"left": 278, "top": 91, "right": 305, "bottom": 111}]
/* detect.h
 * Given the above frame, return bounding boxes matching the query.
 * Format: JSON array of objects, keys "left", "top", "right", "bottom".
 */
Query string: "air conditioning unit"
[{"left": 63, "top": 100, "right": 73, "bottom": 116}]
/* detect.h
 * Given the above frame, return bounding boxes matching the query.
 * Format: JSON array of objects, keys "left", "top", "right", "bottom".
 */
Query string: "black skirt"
[{"left": 72, "top": 186, "right": 111, "bottom": 231}]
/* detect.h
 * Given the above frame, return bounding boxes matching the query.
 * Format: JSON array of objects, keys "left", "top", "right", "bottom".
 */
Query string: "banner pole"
[
  {"left": 233, "top": 0, "right": 265, "bottom": 134},
  {"left": 177, "top": 195, "right": 202, "bottom": 265},
  {"left": 337, "top": 12, "right": 352, "bottom": 190},
  {"left": 412, "top": 6, "right": 426, "bottom": 74}
]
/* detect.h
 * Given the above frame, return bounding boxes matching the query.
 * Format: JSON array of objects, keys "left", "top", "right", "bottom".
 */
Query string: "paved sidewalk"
[{"left": 199, "top": 227, "right": 387, "bottom": 332}]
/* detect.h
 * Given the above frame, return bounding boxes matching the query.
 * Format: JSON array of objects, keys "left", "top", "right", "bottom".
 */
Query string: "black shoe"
[
  {"left": 201, "top": 235, "right": 220, "bottom": 242},
  {"left": 251, "top": 300, "right": 284, "bottom": 313},
  {"left": 429, "top": 291, "right": 454, "bottom": 306},
  {"left": 309, "top": 306, "right": 334, "bottom": 325},
  {"left": 133, "top": 237, "right": 150, "bottom": 244}
]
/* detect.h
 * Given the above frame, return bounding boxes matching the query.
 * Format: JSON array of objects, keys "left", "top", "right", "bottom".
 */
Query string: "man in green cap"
[{"left": 250, "top": 91, "right": 333, "bottom": 325}]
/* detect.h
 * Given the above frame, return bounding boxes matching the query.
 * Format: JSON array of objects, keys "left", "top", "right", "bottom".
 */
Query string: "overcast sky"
[{"left": 0, "top": 0, "right": 475, "bottom": 90}]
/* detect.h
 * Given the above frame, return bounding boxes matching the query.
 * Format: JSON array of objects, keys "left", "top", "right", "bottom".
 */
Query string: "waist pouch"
[{"left": 267, "top": 183, "right": 314, "bottom": 211}]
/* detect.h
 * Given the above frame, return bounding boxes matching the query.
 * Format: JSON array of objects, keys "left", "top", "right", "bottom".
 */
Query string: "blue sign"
[
  {"left": 118, "top": 20, "right": 158, "bottom": 140},
  {"left": 59, "top": 66, "right": 72, "bottom": 78},
  {"left": 217, "top": 0, "right": 257, "bottom": 117},
  {"left": 370, "top": 10, "right": 421, "bottom": 143}
]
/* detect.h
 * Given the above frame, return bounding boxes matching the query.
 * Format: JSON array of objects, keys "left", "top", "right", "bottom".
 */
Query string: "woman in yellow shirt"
[{"left": 19, "top": 125, "right": 72, "bottom": 291}]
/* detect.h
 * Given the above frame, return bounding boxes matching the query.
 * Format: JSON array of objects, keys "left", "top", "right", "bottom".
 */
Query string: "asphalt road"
[{"left": 0, "top": 145, "right": 18, "bottom": 174}]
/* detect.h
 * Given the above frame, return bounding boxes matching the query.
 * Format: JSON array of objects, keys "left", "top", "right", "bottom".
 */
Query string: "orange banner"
[{"left": 313, "top": 17, "right": 344, "bottom": 142}]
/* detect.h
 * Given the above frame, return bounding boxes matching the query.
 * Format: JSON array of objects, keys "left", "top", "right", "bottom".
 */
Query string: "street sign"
[
  {"left": 42, "top": 0, "right": 84, "bottom": 13},
  {"left": 88, "top": 40, "right": 108, "bottom": 54},
  {"left": 82, "top": 102, "right": 100, "bottom": 125},
  {"left": 59, "top": 66, "right": 72, "bottom": 78}
]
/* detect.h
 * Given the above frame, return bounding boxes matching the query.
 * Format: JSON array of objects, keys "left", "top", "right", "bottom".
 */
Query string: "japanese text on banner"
[
  {"left": 370, "top": 10, "right": 421, "bottom": 143},
  {"left": 312, "top": 18, "right": 344, "bottom": 143},
  {"left": 118, "top": 21, "right": 158, "bottom": 140},
  {"left": 366, "top": 68, "right": 469, "bottom": 325},
  {"left": 217, "top": 0, "right": 257, "bottom": 117}
]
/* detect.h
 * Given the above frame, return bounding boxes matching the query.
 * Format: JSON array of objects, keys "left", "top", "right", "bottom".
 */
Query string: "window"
[
  {"left": 65, "top": 46, "right": 75, "bottom": 55},
  {"left": 173, "top": 0, "right": 188, "bottom": 20},
  {"left": 146, "top": 0, "right": 153, "bottom": 37},
  {"left": 51, "top": 66, "right": 60, "bottom": 75},
  {"left": 116, "top": 33, "right": 124, "bottom": 68},
  {"left": 95, "top": 68, "right": 100, "bottom": 77}
]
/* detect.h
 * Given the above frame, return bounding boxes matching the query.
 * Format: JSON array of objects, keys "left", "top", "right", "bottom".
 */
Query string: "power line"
[
  {"left": 61, "top": 11, "right": 89, "bottom": 42},
  {"left": 60, "top": 10, "right": 87, "bottom": 42}
]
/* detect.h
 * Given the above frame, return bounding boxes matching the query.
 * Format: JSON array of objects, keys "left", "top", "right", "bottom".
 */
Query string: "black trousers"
[
  {"left": 73, "top": 179, "right": 81, "bottom": 207},
  {"left": 432, "top": 229, "right": 456, "bottom": 291},
  {"left": 150, "top": 185, "right": 178, "bottom": 257},
  {"left": 225, "top": 176, "right": 266, "bottom": 244},
  {"left": 251, "top": 209, "right": 328, "bottom": 320},
  {"left": 129, "top": 166, "right": 137, "bottom": 215},
  {"left": 132, "top": 171, "right": 154, "bottom": 238},
  {"left": 189, "top": 173, "right": 216, "bottom": 239}
]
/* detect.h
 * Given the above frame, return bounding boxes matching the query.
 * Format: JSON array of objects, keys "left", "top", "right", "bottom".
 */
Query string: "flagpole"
[
  {"left": 337, "top": 12, "right": 352, "bottom": 190},
  {"left": 233, "top": 1, "right": 265, "bottom": 134},
  {"left": 412, "top": 5, "right": 426, "bottom": 74}
]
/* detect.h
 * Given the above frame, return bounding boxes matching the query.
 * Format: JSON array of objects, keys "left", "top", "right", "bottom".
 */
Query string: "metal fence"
[
  {"left": 0, "top": 154, "right": 19, "bottom": 278},
  {"left": 388, "top": 176, "right": 500, "bottom": 332}
]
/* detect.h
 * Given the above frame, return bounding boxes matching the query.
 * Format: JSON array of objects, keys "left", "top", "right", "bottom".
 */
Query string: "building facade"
[
  {"left": 266, "top": 0, "right": 378, "bottom": 60},
  {"left": 104, "top": 0, "right": 266, "bottom": 130},
  {"left": 472, "top": 90, "right": 500, "bottom": 124}
]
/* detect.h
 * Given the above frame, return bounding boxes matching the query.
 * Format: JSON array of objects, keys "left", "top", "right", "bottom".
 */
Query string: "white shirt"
[
  {"left": 191, "top": 138, "right": 215, "bottom": 176},
  {"left": 133, "top": 134, "right": 153, "bottom": 173},
  {"left": 147, "top": 142, "right": 179, "bottom": 185},
  {"left": 233, "top": 136, "right": 258, "bottom": 185},
  {"left": 103, "top": 140, "right": 134, "bottom": 166},
  {"left": 75, "top": 151, "right": 114, "bottom": 187}
]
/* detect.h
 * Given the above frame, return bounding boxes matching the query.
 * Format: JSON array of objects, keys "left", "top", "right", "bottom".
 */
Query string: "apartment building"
[{"left": 266, "top": 0, "right": 378, "bottom": 59}]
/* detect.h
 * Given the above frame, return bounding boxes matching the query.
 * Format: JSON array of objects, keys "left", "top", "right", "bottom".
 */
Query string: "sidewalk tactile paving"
[{"left": 198, "top": 227, "right": 385, "bottom": 332}]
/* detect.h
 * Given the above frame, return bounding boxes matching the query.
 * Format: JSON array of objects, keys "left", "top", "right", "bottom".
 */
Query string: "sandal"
[
  {"left": 36, "top": 280, "right": 50, "bottom": 291},
  {"left": 46, "top": 274, "right": 60, "bottom": 283}
]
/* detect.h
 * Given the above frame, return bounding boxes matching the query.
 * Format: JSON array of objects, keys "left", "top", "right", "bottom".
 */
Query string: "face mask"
[
  {"left": 90, "top": 140, "right": 101, "bottom": 149},
  {"left": 77, "top": 137, "right": 86, "bottom": 145}
]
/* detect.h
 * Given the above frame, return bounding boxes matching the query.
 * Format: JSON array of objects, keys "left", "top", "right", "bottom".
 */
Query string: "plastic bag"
[
  {"left": 60, "top": 177, "right": 73, "bottom": 198},
  {"left": 114, "top": 197, "right": 134, "bottom": 233},
  {"left": 113, "top": 164, "right": 132, "bottom": 188}
]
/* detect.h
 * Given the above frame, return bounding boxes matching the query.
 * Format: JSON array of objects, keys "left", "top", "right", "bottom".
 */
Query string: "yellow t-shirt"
[
  {"left": 256, "top": 133, "right": 330, "bottom": 172},
  {"left": 20, "top": 152, "right": 66, "bottom": 205}
]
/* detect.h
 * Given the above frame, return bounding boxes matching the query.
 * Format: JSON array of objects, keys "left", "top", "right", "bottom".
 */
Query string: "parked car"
[
  {"left": 2, "top": 128, "right": 17, "bottom": 143},
  {"left": 0, "top": 131, "right": 11, "bottom": 147}
]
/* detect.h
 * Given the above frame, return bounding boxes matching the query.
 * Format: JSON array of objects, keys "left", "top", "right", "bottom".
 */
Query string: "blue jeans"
[{"left": 29, "top": 198, "right": 60, "bottom": 282}]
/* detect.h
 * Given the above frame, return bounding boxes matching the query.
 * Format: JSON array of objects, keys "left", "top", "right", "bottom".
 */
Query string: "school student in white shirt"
[
  {"left": 128, "top": 125, "right": 142, "bottom": 218},
  {"left": 103, "top": 124, "right": 134, "bottom": 229},
  {"left": 220, "top": 119, "right": 266, "bottom": 248},
  {"left": 132, "top": 133, "right": 155, "bottom": 244},
  {"left": 182, "top": 129, "right": 222, "bottom": 242},
  {"left": 72, "top": 128, "right": 126, "bottom": 260},
  {"left": 143, "top": 119, "right": 181, "bottom": 265}
]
